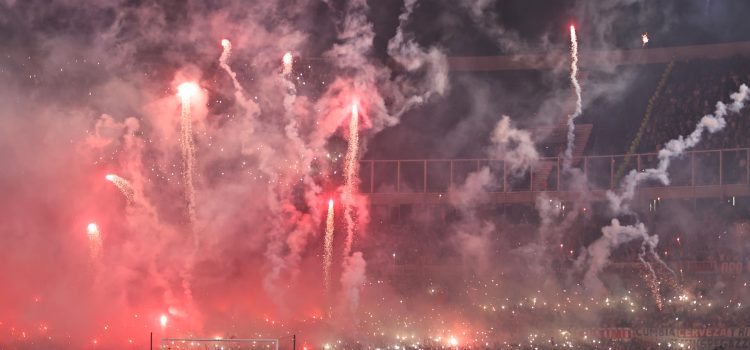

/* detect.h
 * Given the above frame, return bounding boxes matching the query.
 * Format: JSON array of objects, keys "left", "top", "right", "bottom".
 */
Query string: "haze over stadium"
[{"left": 3, "top": 1, "right": 750, "bottom": 349}]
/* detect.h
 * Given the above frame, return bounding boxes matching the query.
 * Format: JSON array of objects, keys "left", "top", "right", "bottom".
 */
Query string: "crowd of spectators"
[{"left": 637, "top": 58, "right": 750, "bottom": 153}]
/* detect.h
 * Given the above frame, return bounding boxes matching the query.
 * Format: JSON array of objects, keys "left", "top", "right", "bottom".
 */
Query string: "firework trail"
[
  {"left": 582, "top": 84, "right": 750, "bottom": 298},
  {"left": 324, "top": 199, "right": 335, "bottom": 292},
  {"left": 342, "top": 103, "right": 360, "bottom": 257},
  {"left": 177, "top": 82, "right": 199, "bottom": 226},
  {"left": 219, "top": 39, "right": 246, "bottom": 97},
  {"left": 87, "top": 222, "right": 102, "bottom": 258},
  {"left": 281, "top": 51, "right": 298, "bottom": 119},
  {"left": 280, "top": 51, "right": 308, "bottom": 168},
  {"left": 563, "top": 25, "right": 583, "bottom": 170},
  {"left": 105, "top": 174, "right": 134, "bottom": 203},
  {"left": 608, "top": 84, "right": 750, "bottom": 214}
]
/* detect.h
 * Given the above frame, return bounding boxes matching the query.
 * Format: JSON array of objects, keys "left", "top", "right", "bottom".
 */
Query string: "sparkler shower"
[
  {"left": 324, "top": 199, "right": 335, "bottom": 293},
  {"left": 3, "top": 1, "right": 750, "bottom": 350},
  {"left": 177, "top": 81, "right": 200, "bottom": 226},
  {"left": 342, "top": 103, "right": 360, "bottom": 258}
]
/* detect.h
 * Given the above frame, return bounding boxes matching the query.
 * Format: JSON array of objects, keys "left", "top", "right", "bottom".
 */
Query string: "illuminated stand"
[{"left": 160, "top": 337, "right": 281, "bottom": 350}]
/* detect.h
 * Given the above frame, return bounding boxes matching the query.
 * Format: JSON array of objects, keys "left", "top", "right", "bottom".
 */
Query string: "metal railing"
[{"left": 358, "top": 148, "right": 750, "bottom": 194}]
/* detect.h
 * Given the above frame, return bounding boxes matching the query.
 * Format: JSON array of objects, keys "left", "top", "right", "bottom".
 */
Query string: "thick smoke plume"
[{"left": 607, "top": 84, "right": 750, "bottom": 214}]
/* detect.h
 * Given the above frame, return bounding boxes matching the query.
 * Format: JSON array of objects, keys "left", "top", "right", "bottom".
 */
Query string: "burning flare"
[{"left": 87, "top": 222, "right": 99, "bottom": 236}]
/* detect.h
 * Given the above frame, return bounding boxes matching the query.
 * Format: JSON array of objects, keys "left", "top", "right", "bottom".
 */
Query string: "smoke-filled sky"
[{"left": 1, "top": 0, "right": 750, "bottom": 349}]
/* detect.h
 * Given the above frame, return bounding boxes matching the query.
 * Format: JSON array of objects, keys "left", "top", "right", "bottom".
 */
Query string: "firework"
[
  {"left": 342, "top": 103, "right": 360, "bottom": 257},
  {"left": 641, "top": 33, "right": 649, "bottom": 47},
  {"left": 87, "top": 222, "right": 102, "bottom": 258},
  {"left": 177, "top": 82, "right": 199, "bottom": 226},
  {"left": 159, "top": 314, "right": 168, "bottom": 328},
  {"left": 219, "top": 39, "right": 247, "bottom": 97},
  {"left": 563, "top": 25, "right": 583, "bottom": 170},
  {"left": 281, "top": 51, "right": 300, "bottom": 143},
  {"left": 105, "top": 174, "right": 134, "bottom": 203},
  {"left": 282, "top": 52, "right": 293, "bottom": 76},
  {"left": 324, "top": 199, "right": 335, "bottom": 292}
]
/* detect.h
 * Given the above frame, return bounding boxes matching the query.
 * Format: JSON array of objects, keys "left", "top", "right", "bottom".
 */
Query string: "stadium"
[{"left": 1, "top": 1, "right": 750, "bottom": 350}]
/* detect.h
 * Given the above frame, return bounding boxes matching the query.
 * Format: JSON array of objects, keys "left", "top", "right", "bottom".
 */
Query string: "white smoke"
[
  {"left": 608, "top": 84, "right": 750, "bottom": 214},
  {"left": 487, "top": 115, "right": 539, "bottom": 177},
  {"left": 578, "top": 219, "right": 659, "bottom": 297},
  {"left": 386, "top": 0, "right": 450, "bottom": 116},
  {"left": 579, "top": 84, "right": 750, "bottom": 295},
  {"left": 339, "top": 252, "right": 367, "bottom": 317}
]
